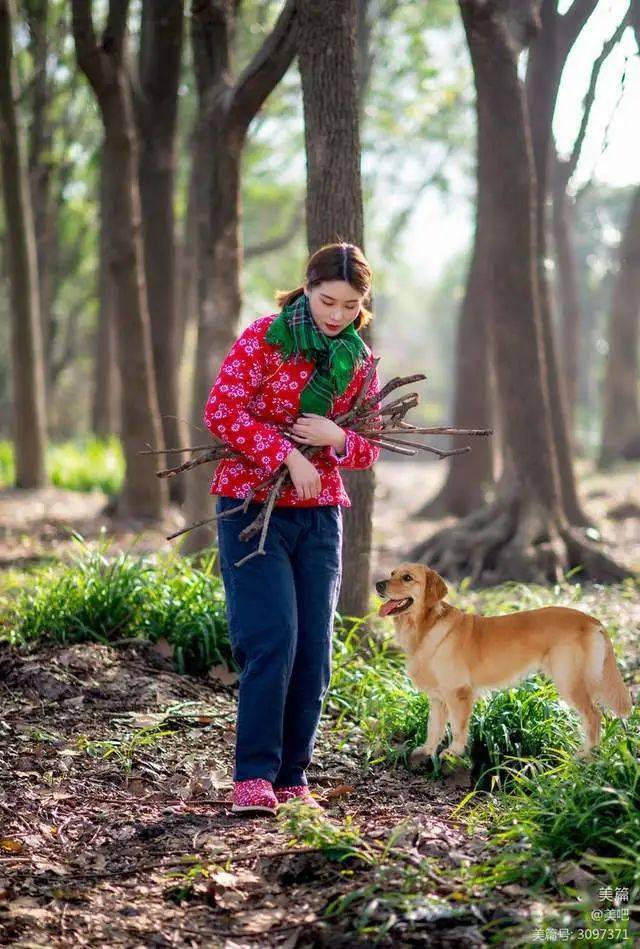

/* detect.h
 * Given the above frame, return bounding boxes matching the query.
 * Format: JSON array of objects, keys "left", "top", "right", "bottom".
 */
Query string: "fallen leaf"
[
  {"left": 0, "top": 838, "right": 24, "bottom": 853},
  {"left": 325, "top": 784, "right": 355, "bottom": 799}
]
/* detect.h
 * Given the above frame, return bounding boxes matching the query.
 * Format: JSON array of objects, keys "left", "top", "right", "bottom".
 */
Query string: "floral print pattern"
[
  {"left": 231, "top": 777, "right": 277, "bottom": 812},
  {"left": 203, "top": 314, "right": 382, "bottom": 507},
  {"left": 274, "top": 785, "right": 323, "bottom": 809}
]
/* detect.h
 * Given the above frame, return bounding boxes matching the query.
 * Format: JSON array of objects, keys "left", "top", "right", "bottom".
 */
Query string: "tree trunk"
[
  {"left": 175, "top": 129, "right": 199, "bottom": 396},
  {"left": 418, "top": 230, "right": 494, "bottom": 519},
  {"left": 297, "top": 0, "right": 375, "bottom": 620},
  {"left": 181, "top": 0, "right": 298, "bottom": 555},
  {"left": 25, "top": 0, "right": 55, "bottom": 402},
  {"left": 0, "top": 0, "right": 47, "bottom": 487},
  {"left": 525, "top": 0, "right": 596, "bottom": 526},
  {"left": 72, "top": 0, "right": 167, "bottom": 519},
  {"left": 410, "top": 0, "right": 631, "bottom": 587},
  {"left": 92, "top": 153, "right": 121, "bottom": 438},
  {"left": 552, "top": 153, "right": 583, "bottom": 446},
  {"left": 598, "top": 185, "right": 640, "bottom": 465},
  {"left": 134, "top": 0, "right": 186, "bottom": 503}
]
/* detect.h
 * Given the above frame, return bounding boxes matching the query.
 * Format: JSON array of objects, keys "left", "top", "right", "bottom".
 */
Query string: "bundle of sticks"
[{"left": 140, "top": 358, "right": 492, "bottom": 567}]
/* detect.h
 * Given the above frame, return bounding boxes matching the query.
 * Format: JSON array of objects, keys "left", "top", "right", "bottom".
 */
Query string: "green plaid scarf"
[{"left": 265, "top": 292, "right": 368, "bottom": 416}]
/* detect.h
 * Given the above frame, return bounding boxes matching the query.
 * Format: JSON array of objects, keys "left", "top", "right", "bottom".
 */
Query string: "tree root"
[{"left": 408, "top": 495, "right": 635, "bottom": 587}]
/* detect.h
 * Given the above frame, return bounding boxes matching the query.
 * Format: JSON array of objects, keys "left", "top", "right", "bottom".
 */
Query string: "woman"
[{"left": 203, "top": 241, "right": 382, "bottom": 814}]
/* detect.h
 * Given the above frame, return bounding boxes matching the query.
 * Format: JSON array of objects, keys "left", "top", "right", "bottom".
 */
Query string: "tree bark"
[
  {"left": 550, "top": 10, "right": 630, "bottom": 451},
  {"left": 24, "top": 0, "right": 55, "bottom": 401},
  {"left": 0, "top": 0, "right": 48, "bottom": 487},
  {"left": 296, "top": 0, "right": 376, "bottom": 620},
  {"left": 418, "top": 227, "right": 494, "bottom": 519},
  {"left": 134, "top": 0, "right": 186, "bottom": 503},
  {"left": 92, "top": 153, "right": 121, "bottom": 437},
  {"left": 410, "top": 0, "right": 631, "bottom": 587},
  {"left": 525, "top": 0, "right": 598, "bottom": 526},
  {"left": 71, "top": 0, "right": 167, "bottom": 519},
  {"left": 182, "top": 0, "right": 298, "bottom": 555},
  {"left": 598, "top": 186, "right": 640, "bottom": 465},
  {"left": 552, "top": 153, "right": 582, "bottom": 443}
]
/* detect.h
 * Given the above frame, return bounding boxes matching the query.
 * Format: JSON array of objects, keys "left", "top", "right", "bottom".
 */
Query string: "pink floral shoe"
[
  {"left": 274, "top": 785, "right": 323, "bottom": 809},
  {"left": 232, "top": 778, "right": 277, "bottom": 815}
]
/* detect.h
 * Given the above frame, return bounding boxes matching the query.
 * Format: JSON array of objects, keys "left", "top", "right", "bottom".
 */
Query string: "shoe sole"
[{"left": 231, "top": 803, "right": 276, "bottom": 815}]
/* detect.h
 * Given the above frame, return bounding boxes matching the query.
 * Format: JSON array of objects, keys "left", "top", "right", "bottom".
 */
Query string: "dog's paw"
[{"left": 409, "top": 747, "right": 435, "bottom": 769}]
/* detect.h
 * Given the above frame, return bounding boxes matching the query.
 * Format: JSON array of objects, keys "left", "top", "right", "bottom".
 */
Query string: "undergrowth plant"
[
  {"left": 2, "top": 534, "right": 232, "bottom": 676},
  {"left": 75, "top": 724, "right": 178, "bottom": 775}
]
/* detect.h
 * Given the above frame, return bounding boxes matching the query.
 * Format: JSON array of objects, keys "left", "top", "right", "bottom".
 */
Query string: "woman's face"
[{"left": 304, "top": 280, "right": 365, "bottom": 337}]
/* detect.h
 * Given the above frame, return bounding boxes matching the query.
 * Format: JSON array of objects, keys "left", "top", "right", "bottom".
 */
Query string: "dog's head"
[{"left": 375, "top": 563, "right": 448, "bottom": 620}]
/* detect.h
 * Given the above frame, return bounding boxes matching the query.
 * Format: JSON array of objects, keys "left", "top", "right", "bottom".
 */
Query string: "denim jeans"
[{"left": 216, "top": 495, "right": 343, "bottom": 785}]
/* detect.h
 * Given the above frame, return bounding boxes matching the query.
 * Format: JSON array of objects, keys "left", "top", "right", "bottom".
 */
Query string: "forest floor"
[{"left": 1, "top": 458, "right": 639, "bottom": 947}]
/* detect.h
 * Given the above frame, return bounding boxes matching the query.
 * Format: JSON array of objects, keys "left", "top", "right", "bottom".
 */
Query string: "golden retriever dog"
[{"left": 375, "top": 563, "right": 632, "bottom": 765}]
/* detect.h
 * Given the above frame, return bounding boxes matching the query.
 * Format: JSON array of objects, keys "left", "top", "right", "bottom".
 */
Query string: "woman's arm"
[
  {"left": 202, "top": 318, "right": 295, "bottom": 474},
  {"left": 328, "top": 358, "right": 382, "bottom": 470}
]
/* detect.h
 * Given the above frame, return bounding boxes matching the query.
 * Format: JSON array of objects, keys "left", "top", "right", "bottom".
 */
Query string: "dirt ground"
[{"left": 1, "top": 458, "right": 639, "bottom": 946}]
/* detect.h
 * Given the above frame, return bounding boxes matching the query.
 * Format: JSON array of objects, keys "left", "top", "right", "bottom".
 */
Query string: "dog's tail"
[{"left": 589, "top": 623, "right": 632, "bottom": 719}]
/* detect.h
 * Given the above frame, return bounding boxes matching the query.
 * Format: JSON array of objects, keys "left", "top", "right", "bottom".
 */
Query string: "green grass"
[
  {"left": 0, "top": 436, "right": 124, "bottom": 494},
  {"left": 1, "top": 535, "right": 231, "bottom": 676},
  {"left": 456, "top": 712, "right": 640, "bottom": 896}
]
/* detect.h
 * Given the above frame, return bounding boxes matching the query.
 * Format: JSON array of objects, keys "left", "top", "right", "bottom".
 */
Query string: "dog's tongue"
[{"left": 379, "top": 599, "right": 399, "bottom": 617}]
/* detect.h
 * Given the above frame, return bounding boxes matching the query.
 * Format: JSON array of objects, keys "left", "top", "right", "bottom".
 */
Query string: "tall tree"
[
  {"left": 297, "top": 0, "right": 375, "bottom": 618},
  {"left": 411, "top": 0, "right": 630, "bottom": 586},
  {"left": 598, "top": 187, "right": 640, "bottom": 466},
  {"left": 525, "top": 0, "right": 598, "bottom": 525},
  {"left": 598, "top": 4, "right": 640, "bottom": 466},
  {"left": 24, "top": 0, "right": 54, "bottom": 392},
  {"left": 417, "top": 224, "right": 495, "bottom": 520},
  {"left": 92, "top": 154, "right": 121, "bottom": 437},
  {"left": 551, "top": 11, "right": 630, "bottom": 444},
  {"left": 71, "top": 0, "right": 168, "bottom": 518},
  {"left": 132, "top": 0, "right": 186, "bottom": 502},
  {"left": 182, "top": 0, "right": 297, "bottom": 554},
  {"left": 0, "top": 0, "right": 48, "bottom": 487}
]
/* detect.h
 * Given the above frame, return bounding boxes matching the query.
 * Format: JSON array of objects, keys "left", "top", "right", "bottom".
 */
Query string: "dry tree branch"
[{"left": 141, "top": 363, "right": 493, "bottom": 566}]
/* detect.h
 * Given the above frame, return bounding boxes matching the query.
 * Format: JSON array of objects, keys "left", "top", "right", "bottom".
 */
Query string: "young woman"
[{"left": 202, "top": 242, "right": 382, "bottom": 814}]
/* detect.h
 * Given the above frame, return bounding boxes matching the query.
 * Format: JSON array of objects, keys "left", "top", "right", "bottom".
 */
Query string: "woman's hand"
[
  {"left": 283, "top": 449, "right": 322, "bottom": 500},
  {"left": 288, "top": 413, "right": 346, "bottom": 453}
]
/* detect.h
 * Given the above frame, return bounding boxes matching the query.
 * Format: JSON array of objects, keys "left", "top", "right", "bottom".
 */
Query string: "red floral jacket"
[{"left": 202, "top": 314, "right": 382, "bottom": 507}]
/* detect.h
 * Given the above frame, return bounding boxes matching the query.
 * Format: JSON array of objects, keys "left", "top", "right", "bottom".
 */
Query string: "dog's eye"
[{"left": 403, "top": 574, "right": 413, "bottom": 582}]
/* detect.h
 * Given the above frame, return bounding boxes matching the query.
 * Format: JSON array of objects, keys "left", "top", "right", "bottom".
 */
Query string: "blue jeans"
[{"left": 216, "top": 495, "right": 343, "bottom": 785}]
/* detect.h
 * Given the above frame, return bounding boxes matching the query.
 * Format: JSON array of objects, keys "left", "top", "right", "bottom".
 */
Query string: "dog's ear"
[
  {"left": 420, "top": 567, "right": 448, "bottom": 615},
  {"left": 434, "top": 572, "right": 448, "bottom": 602}
]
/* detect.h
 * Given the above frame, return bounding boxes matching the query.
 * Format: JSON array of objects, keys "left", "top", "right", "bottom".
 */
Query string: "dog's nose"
[{"left": 375, "top": 579, "right": 387, "bottom": 595}]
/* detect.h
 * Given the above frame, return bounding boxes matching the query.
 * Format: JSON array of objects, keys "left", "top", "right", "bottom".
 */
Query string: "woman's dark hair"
[{"left": 275, "top": 242, "right": 373, "bottom": 331}]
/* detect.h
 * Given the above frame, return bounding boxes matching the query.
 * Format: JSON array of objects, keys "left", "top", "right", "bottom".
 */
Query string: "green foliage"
[
  {"left": 48, "top": 435, "right": 124, "bottom": 493},
  {"left": 458, "top": 712, "right": 640, "bottom": 899},
  {"left": 469, "top": 678, "right": 577, "bottom": 791},
  {"left": 277, "top": 796, "right": 381, "bottom": 866},
  {"left": 0, "top": 441, "right": 13, "bottom": 486},
  {"left": 3, "top": 536, "right": 232, "bottom": 677},
  {"left": 0, "top": 437, "right": 124, "bottom": 494}
]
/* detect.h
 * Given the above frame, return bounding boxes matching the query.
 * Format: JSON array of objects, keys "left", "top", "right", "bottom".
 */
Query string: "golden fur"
[{"left": 375, "top": 563, "right": 632, "bottom": 763}]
